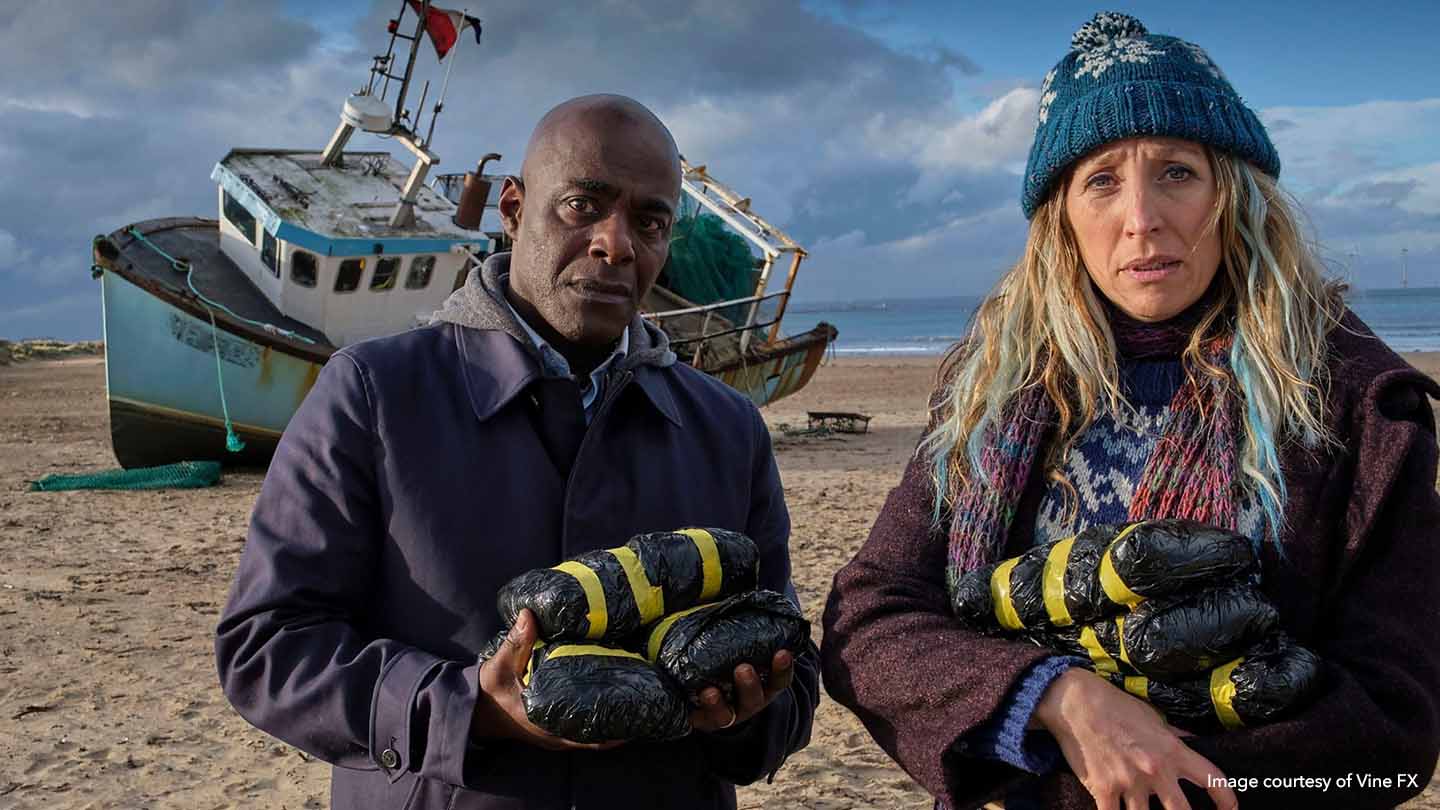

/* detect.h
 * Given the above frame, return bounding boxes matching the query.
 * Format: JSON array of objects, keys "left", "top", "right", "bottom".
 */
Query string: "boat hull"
[
  {"left": 100, "top": 269, "right": 323, "bottom": 467},
  {"left": 705, "top": 323, "right": 837, "bottom": 409}
]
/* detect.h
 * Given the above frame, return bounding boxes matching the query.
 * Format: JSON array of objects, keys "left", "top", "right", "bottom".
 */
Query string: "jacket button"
[{"left": 379, "top": 748, "right": 399, "bottom": 769}]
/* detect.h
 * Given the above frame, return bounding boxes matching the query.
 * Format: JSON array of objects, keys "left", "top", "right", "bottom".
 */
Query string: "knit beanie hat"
[{"left": 1021, "top": 12, "right": 1280, "bottom": 219}]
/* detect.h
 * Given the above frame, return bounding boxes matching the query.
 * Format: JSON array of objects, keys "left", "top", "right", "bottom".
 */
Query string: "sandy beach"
[{"left": 2, "top": 353, "right": 1438, "bottom": 809}]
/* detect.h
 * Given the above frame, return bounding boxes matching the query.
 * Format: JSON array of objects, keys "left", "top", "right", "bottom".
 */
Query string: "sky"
[{"left": 2, "top": 0, "right": 1437, "bottom": 340}]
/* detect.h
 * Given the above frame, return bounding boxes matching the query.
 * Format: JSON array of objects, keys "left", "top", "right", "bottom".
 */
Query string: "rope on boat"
[
  {"left": 125, "top": 225, "right": 319, "bottom": 455},
  {"left": 123, "top": 227, "right": 316, "bottom": 344}
]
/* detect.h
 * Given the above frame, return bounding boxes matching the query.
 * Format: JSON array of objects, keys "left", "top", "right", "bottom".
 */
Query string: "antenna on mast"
[{"left": 316, "top": 1, "right": 462, "bottom": 229}]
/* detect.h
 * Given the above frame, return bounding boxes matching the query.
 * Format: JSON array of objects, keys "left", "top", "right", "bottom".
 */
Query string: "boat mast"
[{"left": 317, "top": 1, "right": 444, "bottom": 229}]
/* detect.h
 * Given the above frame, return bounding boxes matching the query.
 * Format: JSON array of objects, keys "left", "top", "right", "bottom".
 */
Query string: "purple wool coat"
[
  {"left": 821, "top": 313, "right": 1440, "bottom": 809},
  {"left": 215, "top": 269, "right": 818, "bottom": 810}
]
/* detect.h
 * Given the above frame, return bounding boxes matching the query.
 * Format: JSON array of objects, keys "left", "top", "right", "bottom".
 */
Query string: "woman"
[{"left": 820, "top": 13, "right": 1440, "bottom": 810}]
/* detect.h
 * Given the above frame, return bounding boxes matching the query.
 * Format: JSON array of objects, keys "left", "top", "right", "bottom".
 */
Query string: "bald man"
[{"left": 216, "top": 95, "right": 819, "bottom": 810}]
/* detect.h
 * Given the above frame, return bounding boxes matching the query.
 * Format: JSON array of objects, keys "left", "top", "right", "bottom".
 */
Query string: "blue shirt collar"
[{"left": 503, "top": 295, "right": 629, "bottom": 412}]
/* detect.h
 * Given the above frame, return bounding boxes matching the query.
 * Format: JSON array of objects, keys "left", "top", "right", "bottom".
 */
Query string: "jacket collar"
[{"left": 435, "top": 253, "right": 683, "bottom": 427}]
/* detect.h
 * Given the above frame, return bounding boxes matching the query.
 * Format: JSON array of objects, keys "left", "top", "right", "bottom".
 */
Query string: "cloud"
[
  {"left": 0, "top": 292, "right": 98, "bottom": 338},
  {"left": 1260, "top": 98, "right": 1440, "bottom": 194},
  {"left": 1247, "top": 99, "right": 1440, "bottom": 286},
  {"left": 1338, "top": 179, "right": 1420, "bottom": 208},
  {"left": 2, "top": 2, "right": 1436, "bottom": 340},
  {"left": 800, "top": 203, "right": 1028, "bottom": 303},
  {"left": 931, "top": 43, "right": 982, "bottom": 75},
  {"left": 0, "top": 228, "right": 30, "bottom": 270},
  {"left": 0, "top": 0, "right": 318, "bottom": 104}
]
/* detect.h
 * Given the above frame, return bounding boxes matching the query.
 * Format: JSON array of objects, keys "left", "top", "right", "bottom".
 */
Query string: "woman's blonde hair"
[{"left": 922, "top": 149, "right": 1346, "bottom": 539}]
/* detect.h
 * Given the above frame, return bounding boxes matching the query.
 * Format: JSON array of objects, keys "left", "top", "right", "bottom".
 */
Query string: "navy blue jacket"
[{"left": 216, "top": 311, "right": 818, "bottom": 809}]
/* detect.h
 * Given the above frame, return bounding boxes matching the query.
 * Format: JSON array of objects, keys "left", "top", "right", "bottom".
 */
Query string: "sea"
[{"left": 791, "top": 287, "right": 1440, "bottom": 356}]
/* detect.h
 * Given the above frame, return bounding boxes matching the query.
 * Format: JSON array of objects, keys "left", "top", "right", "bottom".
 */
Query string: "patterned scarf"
[{"left": 945, "top": 301, "right": 1240, "bottom": 592}]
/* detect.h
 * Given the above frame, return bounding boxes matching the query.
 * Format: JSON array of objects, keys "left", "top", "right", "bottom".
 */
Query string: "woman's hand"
[{"left": 1034, "top": 669, "right": 1238, "bottom": 810}]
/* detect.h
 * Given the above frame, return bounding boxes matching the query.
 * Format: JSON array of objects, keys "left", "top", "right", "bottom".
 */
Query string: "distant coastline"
[
  {"left": 793, "top": 286, "right": 1440, "bottom": 356},
  {"left": 0, "top": 339, "right": 105, "bottom": 365},
  {"left": 790, "top": 285, "right": 1440, "bottom": 314}
]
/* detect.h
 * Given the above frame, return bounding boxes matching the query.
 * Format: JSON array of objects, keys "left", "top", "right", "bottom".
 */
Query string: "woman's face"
[{"left": 1063, "top": 136, "right": 1222, "bottom": 322}]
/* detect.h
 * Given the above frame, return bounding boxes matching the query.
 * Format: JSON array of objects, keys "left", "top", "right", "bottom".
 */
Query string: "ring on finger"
[{"left": 721, "top": 707, "right": 737, "bottom": 729}]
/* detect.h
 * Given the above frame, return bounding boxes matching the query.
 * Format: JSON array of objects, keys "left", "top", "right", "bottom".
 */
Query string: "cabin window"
[
  {"left": 261, "top": 230, "right": 279, "bottom": 277},
  {"left": 291, "top": 250, "right": 318, "bottom": 288},
  {"left": 222, "top": 191, "right": 257, "bottom": 243},
  {"left": 405, "top": 255, "right": 435, "bottom": 289},
  {"left": 371, "top": 257, "right": 400, "bottom": 291},
  {"left": 335, "top": 258, "right": 365, "bottom": 293},
  {"left": 452, "top": 265, "right": 470, "bottom": 292}
]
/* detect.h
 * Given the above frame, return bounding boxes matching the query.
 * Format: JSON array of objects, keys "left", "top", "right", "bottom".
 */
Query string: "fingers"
[
  {"left": 501, "top": 610, "right": 538, "bottom": 680},
  {"left": 732, "top": 663, "right": 766, "bottom": 720},
  {"left": 764, "top": 650, "right": 795, "bottom": 698},
  {"left": 1177, "top": 751, "right": 1238, "bottom": 810},
  {"left": 687, "top": 687, "right": 736, "bottom": 732},
  {"left": 1153, "top": 779, "right": 1193, "bottom": 810},
  {"left": 1123, "top": 792, "right": 1150, "bottom": 810},
  {"left": 1087, "top": 788, "right": 1119, "bottom": 810}
]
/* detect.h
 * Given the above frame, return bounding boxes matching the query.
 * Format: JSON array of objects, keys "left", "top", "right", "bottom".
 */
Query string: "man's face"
[{"left": 501, "top": 117, "right": 680, "bottom": 349}]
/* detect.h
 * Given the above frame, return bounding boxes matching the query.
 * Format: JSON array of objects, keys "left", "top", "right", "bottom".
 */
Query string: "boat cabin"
[{"left": 211, "top": 148, "right": 495, "bottom": 347}]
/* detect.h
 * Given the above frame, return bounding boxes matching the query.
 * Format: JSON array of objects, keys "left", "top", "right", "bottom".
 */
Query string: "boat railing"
[
  {"left": 431, "top": 173, "right": 466, "bottom": 204},
  {"left": 678, "top": 159, "right": 807, "bottom": 355},
  {"left": 644, "top": 289, "right": 788, "bottom": 367}
]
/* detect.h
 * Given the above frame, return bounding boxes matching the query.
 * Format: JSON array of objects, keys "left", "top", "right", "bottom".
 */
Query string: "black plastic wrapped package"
[
  {"left": 952, "top": 525, "right": 1124, "bottom": 631},
  {"left": 625, "top": 528, "right": 760, "bottom": 613},
  {"left": 951, "top": 520, "right": 1257, "bottom": 632},
  {"left": 642, "top": 590, "right": 811, "bottom": 702},
  {"left": 1120, "top": 583, "right": 1279, "bottom": 676},
  {"left": 1032, "top": 618, "right": 1142, "bottom": 678},
  {"left": 1100, "top": 519, "right": 1257, "bottom": 609},
  {"left": 1043, "top": 524, "right": 1121, "bottom": 626},
  {"left": 1106, "top": 636, "right": 1322, "bottom": 731},
  {"left": 521, "top": 641, "right": 691, "bottom": 743},
  {"left": 497, "top": 528, "right": 759, "bottom": 643}
]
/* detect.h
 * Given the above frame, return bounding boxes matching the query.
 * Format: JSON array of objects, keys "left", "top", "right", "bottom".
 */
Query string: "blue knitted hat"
[{"left": 1021, "top": 12, "right": 1280, "bottom": 219}]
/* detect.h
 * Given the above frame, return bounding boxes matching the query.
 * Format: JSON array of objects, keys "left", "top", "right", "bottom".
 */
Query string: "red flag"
[{"left": 406, "top": 1, "right": 481, "bottom": 60}]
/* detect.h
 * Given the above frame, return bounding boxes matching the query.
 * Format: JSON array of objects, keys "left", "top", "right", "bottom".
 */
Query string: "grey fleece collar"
[{"left": 429, "top": 252, "right": 676, "bottom": 372}]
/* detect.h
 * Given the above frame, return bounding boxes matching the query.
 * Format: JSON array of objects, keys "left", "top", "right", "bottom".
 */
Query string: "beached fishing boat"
[{"left": 89, "top": 3, "right": 835, "bottom": 469}]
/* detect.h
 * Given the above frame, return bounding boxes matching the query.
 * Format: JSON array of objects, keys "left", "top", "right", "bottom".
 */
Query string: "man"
[{"left": 216, "top": 95, "right": 818, "bottom": 809}]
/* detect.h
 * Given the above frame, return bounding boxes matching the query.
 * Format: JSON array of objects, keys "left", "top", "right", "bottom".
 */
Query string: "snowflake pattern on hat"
[
  {"left": 1073, "top": 37, "right": 1168, "bottom": 80},
  {"left": 1182, "top": 41, "right": 1226, "bottom": 81},
  {"left": 1037, "top": 68, "right": 1058, "bottom": 127}
]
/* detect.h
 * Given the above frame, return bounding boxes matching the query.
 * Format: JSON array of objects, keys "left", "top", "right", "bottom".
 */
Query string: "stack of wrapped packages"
[
  {"left": 951, "top": 519, "right": 1322, "bottom": 731},
  {"left": 491, "top": 528, "right": 811, "bottom": 742}
]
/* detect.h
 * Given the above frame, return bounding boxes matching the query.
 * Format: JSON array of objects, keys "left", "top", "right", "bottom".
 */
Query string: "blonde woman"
[{"left": 821, "top": 13, "right": 1440, "bottom": 810}]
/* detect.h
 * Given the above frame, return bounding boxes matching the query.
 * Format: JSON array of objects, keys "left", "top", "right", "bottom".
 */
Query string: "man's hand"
[
  {"left": 1034, "top": 669, "right": 1238, "bottom": 810},
  {"left": 689, "top": 650, "right": 795, "bottom": 733},
  {"left": 471, "top": 609, "right": 623, "bottom": 751}
]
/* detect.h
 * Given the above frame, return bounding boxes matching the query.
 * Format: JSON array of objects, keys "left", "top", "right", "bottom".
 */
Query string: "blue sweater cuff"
[{"left": 955, "top": 656, "right": 1079, "bottom": 774}]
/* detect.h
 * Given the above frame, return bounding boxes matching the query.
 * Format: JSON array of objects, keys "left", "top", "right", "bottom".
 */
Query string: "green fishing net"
[
  {"left": 662, "top": 202, "right": 757, "bottom": 315},
  {"left": 29, "top": 460, "right": 222, "bottom": 491}
]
